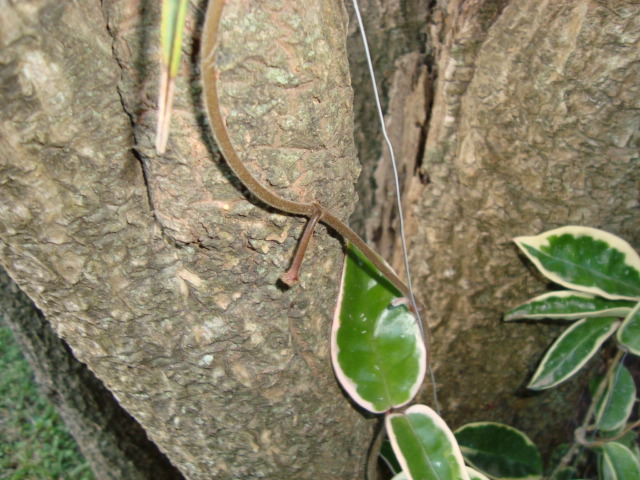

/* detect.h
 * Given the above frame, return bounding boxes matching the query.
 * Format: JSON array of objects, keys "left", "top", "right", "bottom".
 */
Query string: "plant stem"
[
  {"left": 592, "top": 418, "right": 640, "bottom": 444},
  {"left": 200, "top": 0, "right": 427, "bottom": 322},
  {"left": 547, "top": 349, "right": 624, "bottom": 478},
  {"left": 280, "top": 206, "right": 322, "bottom": 286},
  {"left": 366, "top": 421, "right": 386, "bottom": 480}
]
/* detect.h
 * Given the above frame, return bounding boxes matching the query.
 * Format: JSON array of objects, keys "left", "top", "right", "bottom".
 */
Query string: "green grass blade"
[
  {"left": 454, "top": 422, "right": 542, "bottom": 480},
  {"left": 0, "top": 326, "right": 93, "bottom": 479},
  {"left": 162, "top": 0, "right": 189, "bottom": 77},
  {"left": 528, "top": 317, "right": 619, "bottom": 390},
  {"left": 156, "top": 0, "right": 189, "bottom": 154},
  {"left": 505, "top": 291, "right": 634, "bottom": 321},
  {"left": 515, "top": 227, "right": 640, "bottom": 301}
]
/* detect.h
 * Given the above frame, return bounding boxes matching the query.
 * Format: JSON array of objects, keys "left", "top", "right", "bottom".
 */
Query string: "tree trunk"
[
  {"left": 1, "top": 0, "right": 370, "bottom": 478},
  {"left": 1, "top": 0, "right": 638, "bottom": 479},
  {"left": 0, "top": 269, "right": 184, "bottom": 480},
  {"left": 349, "top": 0, "right": 640, "bottom": 457}
]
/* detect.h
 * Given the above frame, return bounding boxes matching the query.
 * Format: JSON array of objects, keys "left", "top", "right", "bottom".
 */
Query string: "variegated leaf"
[
  {"left": 386, "top": 405, "right": 469, "bottom": 480},
  {"left": 331, "top": 243, "right": 426, "bottom": 413},
  {"left": 549, "top": 466, "right": 580, "bottom": 480},
  {"left": 454, "top": 422, "right": 542, "bottom": 480},
  {"left": 594, "top": 364, "right": 636, "bottom": 432},
  {"left": 528, "top": 317, "right": 619, "bottom": 390},
  {"left": 467, "top": 467, "right": 491, "bottom": 480},
  {"left": 616, "top": 301, "right": 640, "bottom": 356},
  {"left": 392, "top": 472, "right": 409, "bottom": 480},
  {"left": 380, "top": 437, "right": 403, "bottom": 475},
  {"left": 505, "top": 291, "right": 634, "bottom": 321},
  {"left": 598, "top": 442, "right": 640, "bottom": 480},
  {"left": 514, "top": 227, "right": 640, "bottom": 301}
]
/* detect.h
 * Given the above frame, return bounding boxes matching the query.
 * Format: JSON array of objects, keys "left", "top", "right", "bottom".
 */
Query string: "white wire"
[{"left": 351, "top": 0, "right": 440, "bottom": 414}]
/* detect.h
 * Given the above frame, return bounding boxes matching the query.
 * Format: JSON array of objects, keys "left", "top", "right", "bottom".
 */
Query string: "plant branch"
[
  {"left": 281, "top": 205, "right": 323, "bottom": 286},
  {"left": 547, "top": 349, "right": 624, "bottom": 478}
]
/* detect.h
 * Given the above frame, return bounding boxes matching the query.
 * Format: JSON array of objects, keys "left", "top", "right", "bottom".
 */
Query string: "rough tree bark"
[
  {"left": 1, "top": 0, "right": 370, "bottom": 478},
  {"left": 350, "top": 0, "right": 640, "bottom": 456},
  {"left": 0, "top": 270, "right": 185, "bottom": 480},
  {"left": 0, "top": 0, "right": 639, "bottom": 479}
]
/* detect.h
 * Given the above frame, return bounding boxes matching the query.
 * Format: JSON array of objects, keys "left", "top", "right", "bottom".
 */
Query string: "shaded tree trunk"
[
  {"left": 1, "top": 0, "right": 638, "bottom": 479},
  {"left": 349, "top": 0, "right": 640, "bottom": 457},
  {"left": 0, "top": 269, "right": 184, "bottom": 480}
]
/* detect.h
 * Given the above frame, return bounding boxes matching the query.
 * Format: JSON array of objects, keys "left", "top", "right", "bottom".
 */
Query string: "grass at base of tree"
[{"left": 0, "top": 325, "right": 94, "bottom": 480}]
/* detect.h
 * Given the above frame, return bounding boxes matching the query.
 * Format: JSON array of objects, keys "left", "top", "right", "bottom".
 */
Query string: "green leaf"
[
  {"left": 594, "top": 364, "right": 636, "bottom": 432},
  {"left": 466, "top": 467, "right": 491, "bottom": 480},
  {"left": 632, "top": 442, "right": 640, "bottom": 463},
  {"left": 454, "top": 422, "right": 542, "bottom": 480},
  {"left": 156, "top": 0, "right": 189, "bottom": 154},
  {"left": 598, "top": 442, "right": 640, "bottom": 480},
  {"left": 331, "top": 243, "right": 426, "bottom": 413},
  {"left": 386, "top": 405, "right": 469, "bottom": 480},
  {"left": 381, "top": 437, "right": 403, "bottom": 475},
  {"left": 549, "top": 466, "right": 579, "bottom": 480},
  {"left": 392, "top": 473, "right": 409, "bottom": 480},
  {"left": 528, "top": 317, "right": 619, "bottom": 390},
  {"left": 599, "top": 430, "right": 638, "bottom": 450},
  {"left": 505, "top": 291, "right": 634, "bottom": 321},
  {"left": 514, "top": 227, "right": 640, "bottom": 301},
  {"left": 616, "top": 301, "right": 640, "bottom": 355}
]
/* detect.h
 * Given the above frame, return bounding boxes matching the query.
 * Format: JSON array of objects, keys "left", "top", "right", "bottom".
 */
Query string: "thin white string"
[{"left": 351, "top": 0, "right": 440, "bottom": 414}]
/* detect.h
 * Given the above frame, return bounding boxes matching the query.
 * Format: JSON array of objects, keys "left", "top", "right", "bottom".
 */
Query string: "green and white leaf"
[
  {"left": 331, "top": 243, "right": 426, "bottom": 413},
  {"left": 454, "top": 422, "right": 542, "bottom": 480},
  {"left": 392, "top": 472, "right": 409, "bottom": 480},
  {"left": 633, "top": 442, "right": 640, "bottom": 462},
  {"left": 386, "top": 405, "right": 469, "bottom": 480},
  {"left": 380, "top": 437, "right": 403, "bottom": 475},
  {"left": 514, "top": 227, "right": 640, "bottom": 301},
  {"left": 466, "top": 467, "right": 490, "bottom": 480},
  {"left": 505, "top": 291, "right": 634, "bottom": 321},
  {"left": 598, "top": 442, "right": 640, "bottom": 480},
  {"left": 599, "top": 430, "right": 638, "bottom": 452},
  {"left": 594, "top": 364, "right": 636, "bottom": 432},
  {"left": 528, "top": 317, "right": 619, "bottom": 390},
  {"left": 616, "top": 301, "right": 640, "bottom": 356},
  {"left": 549, "top": 466, "right": 580, "bottom": 480}
]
